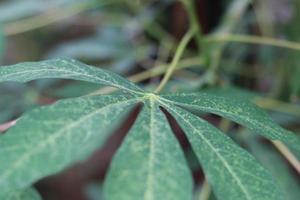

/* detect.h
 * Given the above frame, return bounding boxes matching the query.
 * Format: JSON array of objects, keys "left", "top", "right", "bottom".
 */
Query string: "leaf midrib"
[
  {"left": 0, "top": 97, "right": 139, "bottom": 187},
  {"left": 160, "top": 96, "right": 286, "bottom": 141},
  {"left": 157, "top": 98, "right": 252, "bottom": 200},
  {"left": 143, "top": 99, "right": 156, "bottom": 200}
]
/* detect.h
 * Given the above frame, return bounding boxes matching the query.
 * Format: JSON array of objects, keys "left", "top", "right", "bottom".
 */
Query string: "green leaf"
[
  {"left": 46, "top": 26, "right": 149, "bottom": 74},
  {"left": 104, "top": 99, "right": 193, "bottom": 200},
  {"left": 160, "top": 93, "right": 300, "bottom": 152},
  {"left": 246, "top": 136, "right": 300, "bottom": 200},
  {"left": 202, "top": 86, "right": 259, "bottom": 100},
  {"left": 51, "top": 81, "right": 101, "bottom": 98},
  {"left": 158, "top": 99, "right": 282, "bottom": 200},
  {"left": 0, "top": 0, "right": 82, "bottom": 23},
  {"left": 0, "top": 58, "right": 143, "bottom": 94},
  {"left": 2, "top": 188, "right": 41, "bottom": 200},
  {"left": 0, "top": 94, "right": 139, "bottom": 191}
]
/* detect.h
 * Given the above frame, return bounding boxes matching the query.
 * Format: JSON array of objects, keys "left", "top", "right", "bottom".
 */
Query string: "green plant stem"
[
  {"left": 88, "top": 59, "right": 300, "bottom": 118},
  {"left": 219, "top": 119, "right": 232, "bottom": 133},
  {"left": 272, "top": 141, "right": 300, "bottom": 174},
  {"left": 0, "top": 120, "right": 17, "bottom": 133},
  {"left": 144, "top": 22, "right": 177, "bottom": 49},
  {"left": 181, "top": 0, "right": 203, "bottom": 52},
  {"left": 87, "top": 57, "right": 202, "bottom": 95},
  {"left": 154, "top": 28, "right": 196, "bottom": 93},
  {"left": 205, "top": 34, "right": 300, "bottom": 51},
  {"left": 198, "top": 179, "right": 211, "bottom": 200},
  {"left": 254, "top": 97, "right": 300, "bottom": 117},
  {"left": 130, "top": 57, "right": 202, "bottom": 83},
  {"left": 204, "top": 0, "right": 250, "bottom": 85}
]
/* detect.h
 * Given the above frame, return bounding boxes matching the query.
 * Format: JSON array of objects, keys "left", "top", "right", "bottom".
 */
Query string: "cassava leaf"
[
  {"left": 2, "top": 188, "right": 41, "bottom": 200},
  {"left": 0, "top": 0, "right": 83, "bottom": 23},
  {"left": 0, "top": 58, "right": 143, "bottom": 94},
  {"left": 158, "top": 98, "right": 282, "bottom": 200},
  {"left": 202, "top": 86, "right": 259, "bottom": 100},
  {"left": 160, "top": 93, "right": 300, "bottom": 152},
  {"left": 52, "top": 81, "right": 101, "bottom": 98},
  {"left": 104, "top": 98, "right": 193, "bottom": 200},
  {"left": 46, "top": 26, "right": 149, "bottom": 74},
  {"left": 0, "top": 94, "right": 139, "bottom": 191},
  {"left": 246, "top": 136, "right": 300, "bottom": 200}
]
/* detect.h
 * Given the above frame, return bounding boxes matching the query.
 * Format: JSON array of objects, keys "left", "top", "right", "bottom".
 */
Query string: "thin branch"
[
  {"left": 254, "top": 97, "right": 300, "bottom": 117},
  {"left": 87, "top": 57, "right": 203, "bottom": 96},
  {"left": 130, "top": 57, "right": 202, "bottom": 82},
  {"left": 272, "top": 141, "right": 300, "bottom": 174},
  {"left": 0, "top": 120, "right": 17, "bottom": 133},
  {"left": 181, "top": 0, "right": 203, "bottom": 52},
  {"left": 204, "top": 0, "right": 250, "bottom": 84},
  {"left": 205, "top": 34, "right": 300, "bottom": 51},
  {"left": 198, "top": 179, "right": 212, "bottom": 200},
  {"left": 154, "top": 28, "right": 196, "bottom": 93}
]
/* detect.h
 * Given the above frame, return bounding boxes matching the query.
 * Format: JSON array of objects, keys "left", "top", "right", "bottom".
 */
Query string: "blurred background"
[{"left": 0, "top": 0, "right": 299, "bottom": 199}]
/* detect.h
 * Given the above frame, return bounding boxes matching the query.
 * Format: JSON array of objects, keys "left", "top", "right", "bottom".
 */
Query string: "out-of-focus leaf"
[
  {"left": 0, "top": 0, "right": 49, "bottom": 23},
  {"left": 281, "top": 0, "right": 300, "bottom": 99},
  {"left": 2, "top": 188, "right": 41, "bottom": 200},
  {"left": 46, "top": 27, "right": 149, "bottom": 73},
  {"left": 0, "top": 28, "right": 5, "bottom": 61},
  {"left": 0, "top": 0, "right": 91, "bottom": 23},
  {"left": 290, "top": 65, "right": 300, "bottom": 98},
  {"left": 47, "top": 27, "right": 129, "bottom": 58},
  {"left": 267, "top": 112, "right": 300, "bottom": 125},
  {"left": 0, "top": 84, "right": 38, "bottom": 123},
  {"left": 205, "top": 0, "right": 250, "bottom": 68},
  {"left": 246, "top": 135, "right": 300, "bottom": 200},
  {"left": 0, "top": 95, "right": 16, "bottom": 123}
]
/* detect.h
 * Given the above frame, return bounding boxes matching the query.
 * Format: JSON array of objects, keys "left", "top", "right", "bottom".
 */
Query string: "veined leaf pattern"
[
  {"left": 158, "top": 97, "right": 283, "bottom": 200},
  {"left": 0, "top": 94, "right": 139, "bottom": 191},
  {"left": 0, "top": 58, "right": 143, "bottom": 94},
  {"left": 104, "top": 98, "right": 193, "bottom": 200}
]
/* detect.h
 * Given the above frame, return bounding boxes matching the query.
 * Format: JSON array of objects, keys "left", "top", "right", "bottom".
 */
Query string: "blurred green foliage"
[{"left": 0, "top": 0, "right": 299, "bottom": 199}]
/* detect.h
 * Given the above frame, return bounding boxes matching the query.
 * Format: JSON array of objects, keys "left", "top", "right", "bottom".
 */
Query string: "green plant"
[
  {"left": 0, "top": 57, "right": 299, "bottom": 200},
  {"left": 1, "top": 0, "right": 300, "bottom": 200}
]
